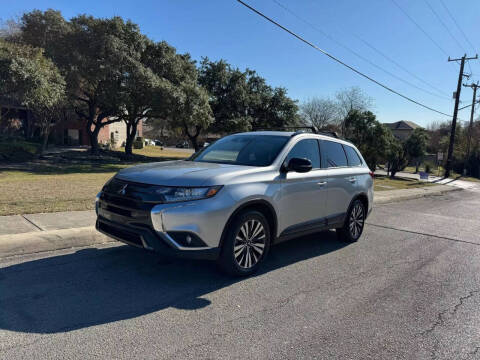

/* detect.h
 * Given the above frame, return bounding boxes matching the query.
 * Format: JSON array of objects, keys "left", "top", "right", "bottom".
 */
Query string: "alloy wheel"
[
  {"left": 349, "top": 202, "right": 365, "bottom": 240},
  {"left": 233, "top": 219, "right": 266, "bottom": 269}
]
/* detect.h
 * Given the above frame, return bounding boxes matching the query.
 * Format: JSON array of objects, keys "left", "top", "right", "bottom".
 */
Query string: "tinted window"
[
  {"left": 322, "top": 141, "right": 348, "bottom": 168},
  {"left": 191, "top": 135, "right": 289, "bottom": 166},
  {"left": 343, "top": 145, "right": 362, "bottom": 166},
  {"left": 285, "top": 139, "right": 321, "bottom": 168}
]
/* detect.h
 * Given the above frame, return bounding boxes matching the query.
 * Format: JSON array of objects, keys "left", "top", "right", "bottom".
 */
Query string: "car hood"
[{"left": 115, "top": 160, "right": 259, "bottom": 186}]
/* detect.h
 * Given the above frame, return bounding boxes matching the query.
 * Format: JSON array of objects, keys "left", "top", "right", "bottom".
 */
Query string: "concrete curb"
[
  {"left": 0, "top": 226, "right": 114, "bottom": 259},
  {"left": 0, "top": 185, "right": 464, "bottom": 259}
]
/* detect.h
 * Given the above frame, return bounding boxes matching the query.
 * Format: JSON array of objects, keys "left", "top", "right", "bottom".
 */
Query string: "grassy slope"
[
  {"left": 374, "top": 176, "right": 433, "bottom": 191},
  {"left": 0, "top": 146, "right": 189, "bottom": 216}
]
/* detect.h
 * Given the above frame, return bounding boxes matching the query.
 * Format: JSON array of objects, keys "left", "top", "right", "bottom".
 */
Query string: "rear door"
[
  {"left": 320, "top": 140, "right": 354, "bottom": 224},
  {"left": 278, "top": 138, "right": 329, "bottom": 236}
]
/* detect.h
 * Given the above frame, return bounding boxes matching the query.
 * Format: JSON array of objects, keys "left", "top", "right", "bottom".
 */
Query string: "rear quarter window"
[{"left": 343, "top": 145, "right": 363, "bottom": 166}]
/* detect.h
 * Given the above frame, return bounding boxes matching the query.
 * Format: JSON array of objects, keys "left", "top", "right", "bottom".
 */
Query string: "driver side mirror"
[{"left": 284, "top": 157, "right": 312, "bottom": 173}]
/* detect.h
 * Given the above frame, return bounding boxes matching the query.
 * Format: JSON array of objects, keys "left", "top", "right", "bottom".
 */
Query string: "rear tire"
[
  {"left": 218, "top": 210, "right": 271, "bottom": 276},
  {"left": 337, "top": 199, "right": 365, "bottom": 243}
]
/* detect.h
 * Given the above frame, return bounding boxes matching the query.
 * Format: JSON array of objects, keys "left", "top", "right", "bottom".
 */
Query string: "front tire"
[
  {"left": 218, "top": 210, "right": 271, "bottom": 276},
  {"left": 337, "top": 199, "right": 365, "bottom": 242}
]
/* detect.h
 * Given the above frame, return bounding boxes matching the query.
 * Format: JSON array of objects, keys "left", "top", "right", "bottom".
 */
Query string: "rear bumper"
[{"left": 96, "top": 216, "right": 220, "bottom": 260}]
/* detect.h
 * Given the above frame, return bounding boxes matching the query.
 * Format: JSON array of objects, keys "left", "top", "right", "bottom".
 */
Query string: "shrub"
[{"left": 425, "top": 163, "right": 432, "bottom": 173}]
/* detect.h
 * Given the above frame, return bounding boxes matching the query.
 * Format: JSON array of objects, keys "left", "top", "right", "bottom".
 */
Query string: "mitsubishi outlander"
[{"left": 96, "top": 131, "right": 374, "bottom": 276}]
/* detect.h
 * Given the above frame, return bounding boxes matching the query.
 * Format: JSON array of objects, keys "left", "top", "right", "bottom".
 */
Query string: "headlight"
[{"left": 153, "top": 185, "right": 223, "bottom": 203}]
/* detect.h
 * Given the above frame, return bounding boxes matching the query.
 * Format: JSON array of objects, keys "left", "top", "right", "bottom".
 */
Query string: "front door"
[{"left": 278, "top": 139, "right": 329, "bottom": 236}]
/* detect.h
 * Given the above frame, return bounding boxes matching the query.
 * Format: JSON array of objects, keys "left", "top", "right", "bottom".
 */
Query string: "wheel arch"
[
  {"left": 347, "top": 192, "right": 369, "bottom": 221},
  {"left": 219, "top": 199, "right": 278, "bottom": 249}
]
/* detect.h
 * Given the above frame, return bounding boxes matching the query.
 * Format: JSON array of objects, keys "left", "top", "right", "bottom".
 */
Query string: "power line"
[
  {"left": 236, "top": 0, "right": 453, "bottom": 118},
  {"left": 439, "top": 0, "right": 477, "bottom": 53},
  {"left": 389, "top": 0, "right": 458, "bottom": 76},
  {"left": 423, "top": 0, "right": 473, "bottom": 76},
  {"left": 423, "top": 0, "right": 465, "bottom": 53},
  {"left": 390, "top": 0, "right": 449, "bottom": 57},
  {"left": 273, "top": 0, "right": 451, "bottom": 100},
  {"left": 357, "top": 38, "right": 450, "bottom": 98}
]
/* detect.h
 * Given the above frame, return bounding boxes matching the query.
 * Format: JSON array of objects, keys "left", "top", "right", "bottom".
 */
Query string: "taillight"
[{"left": 369, "top": 171, "right": 375, "bottom": 179}]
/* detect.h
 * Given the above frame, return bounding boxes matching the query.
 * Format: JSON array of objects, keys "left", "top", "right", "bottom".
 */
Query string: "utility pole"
[
  {"left": 463, "top": 81, "right": 479, "bottom": 175},
  {"left": 445, "top": 54, "right": 478, "bottom": 178}
]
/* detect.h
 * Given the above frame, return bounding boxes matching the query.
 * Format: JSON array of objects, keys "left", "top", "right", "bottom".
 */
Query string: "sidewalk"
[{"left": 375, "top": 169, "right": 480, "bottom": 190}]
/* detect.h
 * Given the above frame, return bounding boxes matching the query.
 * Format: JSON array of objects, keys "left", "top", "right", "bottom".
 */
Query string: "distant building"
[
  {"left": 0, "top": 99, "right": 141, "bottom": 148},
  {"left": 384, "top": 120, "right": 422, "bottom": 140}
]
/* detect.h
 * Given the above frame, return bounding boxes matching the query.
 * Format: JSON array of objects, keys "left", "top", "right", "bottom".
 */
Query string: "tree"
[
  {"left": 404, "top": 128, "right": 429, "bottom": 173},
  {"left": 387, "top": 138, "right": 408, "bottom": 178},
  {"left": 117, "top": 59, "right": 170, "bottom": 155},
  {"left": 199, "top": 58, "right": 299, "bottom": 134},
  {"left": 0, "top": 40, "right": 65, "bottom": 153},
  {"left": 16, "top": 11, "right": 149, "bottom": 153},
  {"left": 343, "top": 110, "right": 390, "bottom": 171},
  {"left": 66, "top": 15, "right": 148, "bottom": 153},
  {"left": 166, "top": 81, "right": 213, "bottom": 151},
  {"left": 198, "top": 58, "right": 251, "bottom": 133},
  {"left": 336, "top": 87, "right": 373, "bottom": 135},
  {"left": 300, "top": 97, "right": 338, "bottom": 129}
]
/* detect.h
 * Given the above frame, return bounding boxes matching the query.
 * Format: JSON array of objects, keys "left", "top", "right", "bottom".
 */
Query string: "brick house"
[
  {"left": 0, "top": 99, "right": 141, "bottom": 147},
  {"left": 53, "top": 118, "right": 142, "bottom": 148}
]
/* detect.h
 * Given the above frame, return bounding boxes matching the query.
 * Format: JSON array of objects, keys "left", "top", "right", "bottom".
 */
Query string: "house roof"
[{"left": 384, "top": 120, "right": 422, "bottom": 130}]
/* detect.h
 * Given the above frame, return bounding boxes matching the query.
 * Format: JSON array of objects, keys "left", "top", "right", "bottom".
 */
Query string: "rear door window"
[
  {"left": 322, "top": 140, "right": 348, "bottom": 168},
  {"left": 343, "top": 145, "right": 362, "bottom": 166}
]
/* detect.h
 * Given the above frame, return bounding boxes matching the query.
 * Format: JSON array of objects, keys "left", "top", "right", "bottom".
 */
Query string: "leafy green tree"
[
  {"left": 165, "top": 81, "right": 213, "bottom": 151},
  {"left": 404, "top": 128, "right": 429, "bottom": 173},
  {"left": 198, "top": 58, "right": 251, "bottom": 133},
  {"left": 387, "top": 138, "right": 408, "bottom": 178},
  {"left": 343, "top": 110, "right": 390, "bottom": 171},
  {"left": 336, "top": 87, "right": 373, "bottom": 135},
  {"left": 0, "top": 40, "right": 65, "bottom": 153},
  {"left": 142, "top": 41, "right": 212, "bottom": 151},
  {"left": 66, "top": 15, "right": 148, "bottom": 153},
  {"left": 199, "top": 58, "right": 299, "bottom": 134}
]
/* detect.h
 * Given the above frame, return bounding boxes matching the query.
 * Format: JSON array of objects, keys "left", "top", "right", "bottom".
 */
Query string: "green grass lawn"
[
  {"left": 0, "top": 146, "right": 190, "bottom": 216},
  {"left": 374, "top": 176, "right": 433, "bottom": 191}
]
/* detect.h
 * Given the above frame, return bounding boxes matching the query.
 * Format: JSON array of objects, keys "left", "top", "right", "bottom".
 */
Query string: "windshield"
[{"left": 190, "top": 135, "right": 289, "bottom": 166}]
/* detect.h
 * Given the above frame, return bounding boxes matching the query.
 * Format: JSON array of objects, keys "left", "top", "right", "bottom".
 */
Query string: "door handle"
[
  {"left": 349, "top": 177, "right": 357, "bottom": 183},
  {"left": 317, "top": 181, "right": 327, "bottom": 186}
]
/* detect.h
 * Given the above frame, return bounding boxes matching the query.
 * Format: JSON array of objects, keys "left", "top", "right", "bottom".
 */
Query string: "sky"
[{"left": 2, "top": 0, "right": 480, "bottom": 127}]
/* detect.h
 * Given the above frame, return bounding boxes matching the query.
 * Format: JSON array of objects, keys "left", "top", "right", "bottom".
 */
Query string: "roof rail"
[
  {"left": 252, "top": 126, "right": 319, "bottom": 133},
  {"left": 251, "top": 126, "right": 343, "bottom": 140}
]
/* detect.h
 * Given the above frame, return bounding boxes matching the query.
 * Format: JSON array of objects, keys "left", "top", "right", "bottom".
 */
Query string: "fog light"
[{"left": 186, "top": 235, "right": 192, "bottom": 245}]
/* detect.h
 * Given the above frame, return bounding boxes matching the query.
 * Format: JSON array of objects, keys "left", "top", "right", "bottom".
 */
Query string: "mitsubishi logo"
[{"left": 118, "top": 184, "right": 128, "bottom": 195}]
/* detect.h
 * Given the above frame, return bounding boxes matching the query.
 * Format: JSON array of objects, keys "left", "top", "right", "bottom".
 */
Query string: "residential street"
[{"left": 1, "top": 189, "right": 480, "bottom": 359}]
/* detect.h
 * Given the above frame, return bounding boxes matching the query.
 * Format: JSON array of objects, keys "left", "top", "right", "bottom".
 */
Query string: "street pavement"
[{"left": 1, "top": 190, "right": 480, "bottom": 359}]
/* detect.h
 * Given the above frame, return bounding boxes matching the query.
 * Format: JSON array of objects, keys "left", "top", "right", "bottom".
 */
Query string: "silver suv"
[{"left": 96, "top": 131, "right": 373, "bottom": 275}]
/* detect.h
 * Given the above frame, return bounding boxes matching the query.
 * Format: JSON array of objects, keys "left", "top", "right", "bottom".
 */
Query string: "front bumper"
[
  {"left": 95, "top": 184, "right": 237, "bottom": 259},
  {"left": 96, "top": 216, "right": 220, "bottom": 260}
]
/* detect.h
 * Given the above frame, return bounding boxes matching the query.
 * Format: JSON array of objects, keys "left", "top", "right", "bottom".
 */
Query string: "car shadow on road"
[{"left": 0, "top": 230, "right": 349, "bottom": 334}]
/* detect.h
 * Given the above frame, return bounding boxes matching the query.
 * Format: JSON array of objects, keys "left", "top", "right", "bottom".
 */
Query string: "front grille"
[
  {"left": 98, "top": 221, "right": 143, "bottom": 247},
  {"left": 99, "top": 179, "right": 157, "bottom": 227}
]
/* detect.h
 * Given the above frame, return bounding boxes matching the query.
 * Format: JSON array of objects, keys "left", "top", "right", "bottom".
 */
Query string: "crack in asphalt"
[
  {"left": 418, "top": 289, "right": 480, "bottom": 360},
  {"left": 367, "top": 223, "right": 480, "bottom": 247}
]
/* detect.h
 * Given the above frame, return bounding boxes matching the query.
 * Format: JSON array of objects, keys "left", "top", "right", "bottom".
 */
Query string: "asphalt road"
[{"left": 1, "top": 189, "right": 480, "bottom": 359}]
